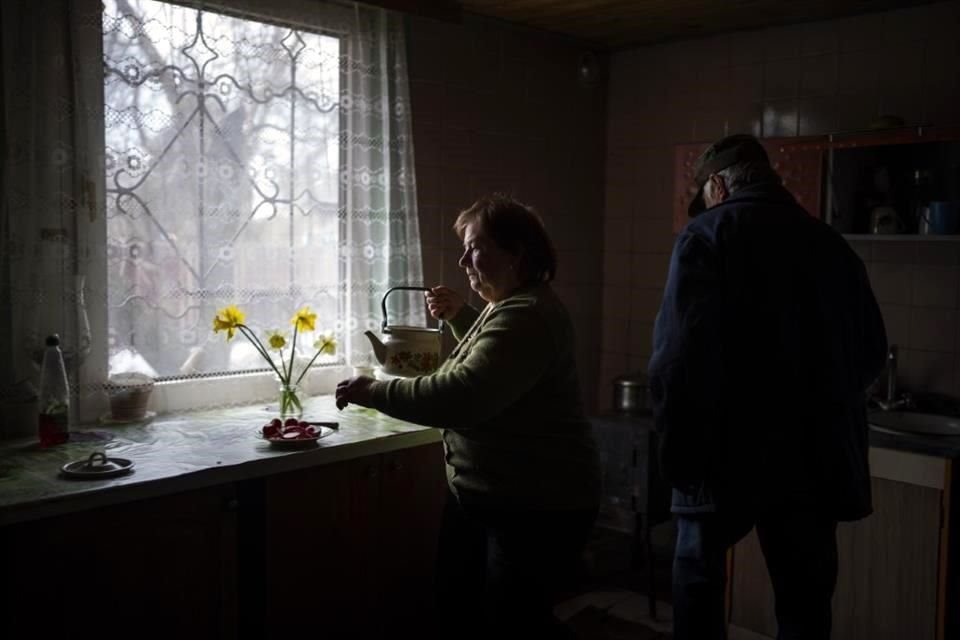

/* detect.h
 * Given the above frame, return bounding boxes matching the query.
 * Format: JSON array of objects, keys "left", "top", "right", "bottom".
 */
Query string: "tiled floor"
[
  {"left": 553, "top": 522, "right": 675, "bottom": 637},
  {"left": 561, "top": 523, "right": 773, "bottom": 640},
  {"left": 556, "top": 588, "right": 771, "bottom": 639},
  {"left": 556, "top": 589, "right": 674, "bottom": 634}
]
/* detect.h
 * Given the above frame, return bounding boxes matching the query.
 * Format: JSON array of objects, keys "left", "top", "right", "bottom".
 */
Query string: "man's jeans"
[{"left": 672, "top": 509, "right": 838, "bottom": 640}]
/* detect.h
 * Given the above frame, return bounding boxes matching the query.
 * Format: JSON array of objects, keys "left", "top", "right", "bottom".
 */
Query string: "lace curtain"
[
  {"left": 0, "top": 0, "right": 105, "bottom": 438},
  {"left": 0, "top": 0, "right": 422, "bottom": 437}
]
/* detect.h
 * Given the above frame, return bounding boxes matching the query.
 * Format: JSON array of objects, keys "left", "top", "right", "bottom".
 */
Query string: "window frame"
[{"left": 84, "top": 0, "right": 359, "bottom": 420}]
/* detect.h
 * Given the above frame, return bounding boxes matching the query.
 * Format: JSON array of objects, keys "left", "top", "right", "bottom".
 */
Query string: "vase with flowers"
[{"left": 212, "top": 305, "right": 337, "bottom": 418}]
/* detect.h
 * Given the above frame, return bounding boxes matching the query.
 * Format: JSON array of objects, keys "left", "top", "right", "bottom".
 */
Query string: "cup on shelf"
[
  {"left": 924, "top": 201, "right": 960, "bottom": 235},
  {"left": 869, "top": 206, "right": 901, "bottom": 234}
]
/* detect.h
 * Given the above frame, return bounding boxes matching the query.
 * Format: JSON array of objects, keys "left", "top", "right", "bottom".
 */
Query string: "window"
[
  {"left": 103, "top": 0, "right": 343, "bottom": 382},
  {"left": 1, "top": 0, "right": 418, "bottom": 428}
]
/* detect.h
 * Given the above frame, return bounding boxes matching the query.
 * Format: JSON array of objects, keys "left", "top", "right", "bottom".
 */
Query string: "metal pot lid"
[
  {"left": 61, "top": 451, "right": 134, "bottom": 479},
  {"left": 613, "top": 372, "right": 648, "bottom": 387}
]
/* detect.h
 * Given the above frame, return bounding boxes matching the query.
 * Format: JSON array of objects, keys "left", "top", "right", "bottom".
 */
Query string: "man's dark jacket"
[{"left": 648, "top": 182, "right": 887, "bottom": 521}]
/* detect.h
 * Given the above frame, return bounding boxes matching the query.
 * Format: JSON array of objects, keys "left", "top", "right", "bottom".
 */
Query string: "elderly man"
[{"left": 649, "top": 134, "right": 887, "bottom": 640}]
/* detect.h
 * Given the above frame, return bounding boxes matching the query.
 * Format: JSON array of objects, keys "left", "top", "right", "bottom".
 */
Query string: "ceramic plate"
[
  {"left": 61, "top": 457, "right": 135, "bottom": 479},
  {"left": 256, "top": 424, "right": 336, "bottom": 449},
  {"left": 99, "top": 411, "right": 157, "bottom": 426}
]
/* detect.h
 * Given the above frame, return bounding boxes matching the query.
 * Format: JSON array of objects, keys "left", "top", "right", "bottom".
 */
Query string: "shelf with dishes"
[{"left": 673, "top": 126, "right": 960, "bottom": 237}]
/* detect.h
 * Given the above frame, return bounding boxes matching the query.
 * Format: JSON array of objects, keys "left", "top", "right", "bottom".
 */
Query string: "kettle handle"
[{"left": 381, "top": 286, "right": 445, "bottom": 334}]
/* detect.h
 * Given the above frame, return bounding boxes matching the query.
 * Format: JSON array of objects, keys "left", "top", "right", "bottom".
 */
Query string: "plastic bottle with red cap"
[{"left": 38, "top": 334, "right": 71, "bottom": 447}]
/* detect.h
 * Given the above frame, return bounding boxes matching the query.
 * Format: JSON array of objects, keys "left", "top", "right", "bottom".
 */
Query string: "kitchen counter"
[
  {"left": 4, "top": 395, "right": 955, "bottom": 528},
  {"left": 870, "top": 425, "right": 960, "bottom": 459},
  {"left": 0, "top": 394, "right": 441, "bottom": 526}
]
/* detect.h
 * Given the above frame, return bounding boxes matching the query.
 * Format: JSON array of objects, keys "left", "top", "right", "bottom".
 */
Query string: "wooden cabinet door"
[
  {"left": 0, "top": 486, "right": 237, "bottom": 639},
  {"left": 728, "top": 476, "right": 942, "bottom": 640},
  {"left": 377, "top": 442, "right": 447, "bottom": 639},
  {"left": 263, "top": 455, "right": 381, "bottom": 640},
  {"left": 832, "top": 476, "right": 941, "bottom": 640},
  {"left": 262, "top": 444, "right": 446, "bottom": 640}
]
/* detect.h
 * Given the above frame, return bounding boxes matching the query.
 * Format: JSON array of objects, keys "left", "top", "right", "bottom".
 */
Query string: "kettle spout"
[{"left": 364, "top": 331, "right": 387, "bottom": 366}]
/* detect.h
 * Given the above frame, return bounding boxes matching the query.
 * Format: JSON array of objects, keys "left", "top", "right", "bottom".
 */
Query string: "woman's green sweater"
[{"left": 368, "top": 283, "right": 601, "bottom": 510}]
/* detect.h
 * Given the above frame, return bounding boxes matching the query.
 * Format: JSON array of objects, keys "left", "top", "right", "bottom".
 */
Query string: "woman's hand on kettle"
[
  {"left": 335, "top": 376, "right": 375, "bottom": 410},
  {"left": 424, "top": 286, "right": 464, "bottom": 321}
]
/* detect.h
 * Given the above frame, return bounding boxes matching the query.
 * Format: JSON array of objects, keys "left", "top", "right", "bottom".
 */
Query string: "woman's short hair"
[{"left": 453, "top": 194, "right": 557, "bottom": 283}]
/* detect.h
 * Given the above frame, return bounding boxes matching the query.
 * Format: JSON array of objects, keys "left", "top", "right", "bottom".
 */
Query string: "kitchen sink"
[{"left": 869, "top": 411, "right": 960, "bottom": 437}]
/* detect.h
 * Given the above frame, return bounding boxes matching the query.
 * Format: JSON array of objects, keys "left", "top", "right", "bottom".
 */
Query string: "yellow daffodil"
[
  {"left": 211, "top": 304, "right": 335, "bottom": 404},
  {"left": 291, "top": 306, "right": 317, "bottom": 332},
  {"left": 313, "top": 331, "right": 337, "bottom": 355},
  {"left": 212, "top": 304, "right": 245, "bottom": 341},
  {"left": 265, "top": 329, "right": 288, "bottom": 350}
]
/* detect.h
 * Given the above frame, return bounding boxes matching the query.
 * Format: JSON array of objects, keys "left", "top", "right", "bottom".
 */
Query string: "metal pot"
[{"left": 612, "top": 372, "right": 651, "bottom": 414}]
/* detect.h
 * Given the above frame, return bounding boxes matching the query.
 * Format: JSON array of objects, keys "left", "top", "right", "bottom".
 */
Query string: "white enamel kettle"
[{"left": 363, "top": 286, "right": 444, "bottom": 377}]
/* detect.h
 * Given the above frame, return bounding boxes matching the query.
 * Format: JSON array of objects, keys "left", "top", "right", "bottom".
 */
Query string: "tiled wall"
[
  {"left": 405, "top": 15, "right": 608, "bottom": 412},
  {"left": 602, "top": 0, "right": 960, "bottom": 410},
  {"left": 850, "top": 239, "right": 960, "bottom": 397}
]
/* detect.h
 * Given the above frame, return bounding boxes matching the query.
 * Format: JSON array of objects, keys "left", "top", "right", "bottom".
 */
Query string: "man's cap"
[{"left": 688, "top": 134, "right": 771, "bottom": 216}]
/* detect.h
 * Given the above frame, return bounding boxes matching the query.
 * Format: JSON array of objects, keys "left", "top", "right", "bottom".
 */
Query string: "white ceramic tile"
[
  {"left": 846, "top": 239, "right": 873, "bottom": 263},
  {"left": 602, "top": 313, "right": 629, "bottom": 353},
  {"left": 628, "top": 321, "right": 655, "bottom": 358},
  {"left": 630, "top": 287, "right": 664, "bottom": 325},
  {"left": 604, "top": 216, "right": 634, "bottom": 253},
  {"left": 836, "top": 12, "right": 885, "bottom": 54},
  {"left": 869, "top": 263, "right": 913, "bottom": 305},
  {"left": 604, "top": 251, "right": 632, "bottom": 287},
  {"left": 871, "top": 241, "right": 917, "bottom": 263},
  {"left": 764, "top": 59, "right": 802, "bottom": 100},
  {"left": 799, "top": 54, "right": 838, "bottom": 97},
  {"left": 915, "top": 242, "right": 960, "bottom": 266},
  {"left": 799, "top": 20, "right": 839, "bottom": 57},
  {"left": 628, "top": 354, "right": 651, "bottom": 373},
  {"left": 911, "top": 265, "right": 958, "bottom": 309},
  {"left": 899, "top": 348, "right": 955, "bottom": 395},
  {"left": 880, "top": 304, "right": 911, "bottom": 349},
  {"left": 761, "top": 100, "right": 798, "bottom": 137},
  {"left": 603, "top": 285, "right": 631, "bottom": 320},
  {"left": 908, "top": 307, "right": 957, "bottom": 352},
  {"left": 417, "top": 205, "right": 443, "bottom": 248},
  {"left": 837, "top": 51, "right": 880, "bottom": 97},
  {"left": 631, "top": 252, "right": 671, "bottom": 289},
  {"left": 797, "top": 96, "right": 838, "bottom": 136},
  {"left": 631, "top": 217, "right": 675, "bottom": 254},
  {"left": 728, "top": 64, "right": 765, "bottom": 104}
]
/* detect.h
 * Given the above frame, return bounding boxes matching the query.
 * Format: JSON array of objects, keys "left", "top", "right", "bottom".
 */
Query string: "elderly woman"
[{"left": 336, "top": 194, "right": 601, "bottom": 638}]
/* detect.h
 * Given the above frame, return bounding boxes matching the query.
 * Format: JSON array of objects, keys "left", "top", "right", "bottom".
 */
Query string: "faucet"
[
  {"left": 886, "top": 344, "right": 898, "bottom": 403},
  {"left": 875, "top": 344, "right": 911, "bottom": 411}
]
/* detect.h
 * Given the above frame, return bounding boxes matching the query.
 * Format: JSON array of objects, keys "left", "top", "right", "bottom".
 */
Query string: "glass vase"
[{"left": 278, "top": 382, "right": 303, "bottom": 419}]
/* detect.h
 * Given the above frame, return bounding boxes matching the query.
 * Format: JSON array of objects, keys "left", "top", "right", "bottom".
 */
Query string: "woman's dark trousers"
[{"left": 436, "top": 492, "right": 597, "bottom": 639}]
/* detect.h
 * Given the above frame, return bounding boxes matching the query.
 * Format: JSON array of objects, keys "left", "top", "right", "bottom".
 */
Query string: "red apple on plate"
[{"left": 263, "top": 423, "right": 281, "bottom": 438}]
